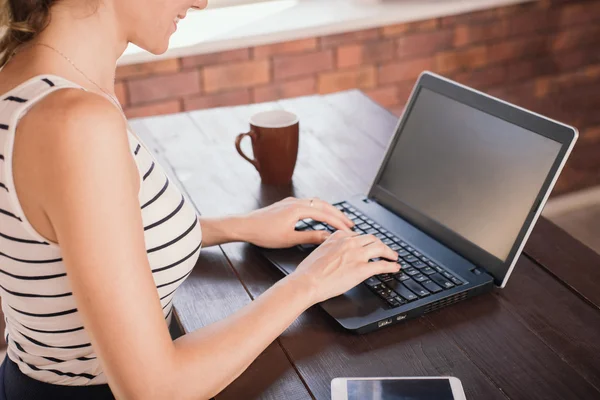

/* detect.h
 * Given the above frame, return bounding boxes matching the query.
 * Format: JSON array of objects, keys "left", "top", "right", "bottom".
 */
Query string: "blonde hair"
[{"left": 0, "top": 0, "right": 57, "bottom": 67}]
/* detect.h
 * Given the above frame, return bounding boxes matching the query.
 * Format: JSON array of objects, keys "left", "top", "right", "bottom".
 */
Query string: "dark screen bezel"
[{"left": 368, "top": 72, "right": 576, "bottom": 285}]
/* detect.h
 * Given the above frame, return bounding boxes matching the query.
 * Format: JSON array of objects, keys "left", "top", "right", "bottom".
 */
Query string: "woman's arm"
[{"left": 29, "top": 90, "right": 398, "bottom": 400}]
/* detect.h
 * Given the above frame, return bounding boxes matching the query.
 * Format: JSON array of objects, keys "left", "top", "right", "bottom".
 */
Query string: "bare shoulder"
[
  {"left": 14, "top": 88, "right": 138, "bottom": 218},
  {"left": 20, "top": 88, "right": 126, "bottom": 144}
]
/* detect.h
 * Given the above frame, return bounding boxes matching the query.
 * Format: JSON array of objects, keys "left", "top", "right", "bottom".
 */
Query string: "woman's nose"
[{"left": 191, "top": 0, "right": 208, "bottom": 10}]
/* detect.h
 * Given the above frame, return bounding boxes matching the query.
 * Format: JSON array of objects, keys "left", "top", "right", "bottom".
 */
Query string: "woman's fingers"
[
  {"left": 295, "top": 229, "right": 331, "bottom": 245},
  {"left": 367, "top": 260, "right": 401, "bottom": 276},
  {"left": 298, "top": 207, "right": 352, "bottom": 232},
  {"left": 308, "top": 198, "right": 354, "bottom": 227},
  {"left": 362, "top": 240, "right": 398, "bottom": 262},
  {"left": 351, "top": 234, "right": 379, "bottom": 247}
]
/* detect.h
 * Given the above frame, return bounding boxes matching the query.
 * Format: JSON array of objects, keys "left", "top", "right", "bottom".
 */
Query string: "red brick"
[
  {"left": 116, "top": 58, "right": 181, "bottom": 79},
  {"left": 453, "top": 65, "right": 507, "bottom": 90},
  {"left": 454, "top": 20, "right": 511, "bottom": 47},
  {"left": 127, "top": 70, "right": 201, "bottom": 105},
  {"left": 396, "top": 29, "right": 454, "bottom": 59},
  {"left": 440, "top": 8, "right": 499, "bottom": 27},
  {"left": 509, "top": 9, "right": 555, "bottom": 36},
  {"left": 397, "top": 82, "right": 416, "bottom": 104},
  {"left": 318, "top": 66, "right": 377, "bottom": 94},
  {"left": 203, "top": 60, "right": 270, "bottom": 93},
  {"left": 273, "top": 50, "right": 334, "bottom": 81},
  {"left": 487, "top": 36, "right": 547, "bottom": 65},
  {"left": 551, "top": 25, "right": 600, "bottom": 53},
  {"left": 379, "top": 57, "right": 434, "bottom": 85},
  {"left": 183, "top": 89, "right": 251, "bottom": 111},
  {"left": 124, "top": 100, "right": 181, "bottom": 119},
  {"left": 320, "top": 29, "right": 379, "bottom": 48},
  {"left": 252, "top": 77, "right": 316, "bottom": 103},
  {"left": 556, "top": 2, "right": 600, "bottom": 27},
  {"left": 435, "top": 46, "right": 486, "bottom": 74},
  {"left": 114, "top": 82, "right": 128, "bottom": 106},
  {"left": 382, "top": 19, "right": 439, "bottom": 38},
  {"left": 364, "top": 86, "right": 400, "bottom": 107},
  {"left": 336, "top": 40, "right": 395, "bottom": 68},
  {"left": 253, "top": 38, "right": 318, "bottom": 59},
  {"left": 181, "top": 48, "right": 250, "bottom": 68}
]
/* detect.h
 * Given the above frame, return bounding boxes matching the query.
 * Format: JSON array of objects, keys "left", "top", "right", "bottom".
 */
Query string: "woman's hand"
[
  {"left": 291, "top": 230, "right": 400, "bottom": 304},
  {"left": 243, "top": 197, "right": 354, "bottom": 249}
]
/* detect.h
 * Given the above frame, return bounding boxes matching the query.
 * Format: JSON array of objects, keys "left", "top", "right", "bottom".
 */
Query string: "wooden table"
[{"left": 132, "top": 90, "right": 600, "bottom": 400}]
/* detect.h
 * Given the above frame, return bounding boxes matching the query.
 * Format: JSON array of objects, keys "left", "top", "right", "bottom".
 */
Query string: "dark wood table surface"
[{"left": 132, "top": 90, "right": 600, "bottom": 400}]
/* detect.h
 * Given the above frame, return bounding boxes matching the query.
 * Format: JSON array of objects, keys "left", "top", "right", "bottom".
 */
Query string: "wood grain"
[
  {"left": 525, "top": 217, "right": 600, "bottom": 310},
  {"left": 133, "top": 90, "right": 600, "bottom": 400}
]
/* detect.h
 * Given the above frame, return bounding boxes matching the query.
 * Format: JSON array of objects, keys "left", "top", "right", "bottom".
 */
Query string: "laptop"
[{"left": 260, "top": 71, "right": 578, "bottom": 334}]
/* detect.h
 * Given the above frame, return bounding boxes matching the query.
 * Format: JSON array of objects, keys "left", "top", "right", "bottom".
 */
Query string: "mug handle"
[{"left": 235, "top": 130, "right": 260, "bottom": 172}]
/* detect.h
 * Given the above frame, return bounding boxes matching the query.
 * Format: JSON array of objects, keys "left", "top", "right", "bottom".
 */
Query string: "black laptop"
[{"left": 260, "top": 71, "right": 578, "bottom": 334}]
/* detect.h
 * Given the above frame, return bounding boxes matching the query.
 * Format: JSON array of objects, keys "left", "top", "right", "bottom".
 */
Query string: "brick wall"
[{"left": 116, "top": 0, "right": 600, "bottom": 195}]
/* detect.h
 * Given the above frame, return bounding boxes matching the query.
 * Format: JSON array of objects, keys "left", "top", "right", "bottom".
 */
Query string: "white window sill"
[{"left": 118, "top": 0, "right": 532, "bottom": 66}]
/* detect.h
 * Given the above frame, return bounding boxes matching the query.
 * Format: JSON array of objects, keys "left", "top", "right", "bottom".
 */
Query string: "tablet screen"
[{"left": 347, "top": 378, "right": 454, "bottom": 400}]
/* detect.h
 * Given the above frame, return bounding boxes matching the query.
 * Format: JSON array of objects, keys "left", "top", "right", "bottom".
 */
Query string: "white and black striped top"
[{"left": 0, "top": 75, "right": 202, "bottom": 385}]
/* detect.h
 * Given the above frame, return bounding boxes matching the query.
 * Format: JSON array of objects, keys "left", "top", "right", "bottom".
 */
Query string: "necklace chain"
[{"left": 10, "top": 42, "right": 123, "bottom": 113}]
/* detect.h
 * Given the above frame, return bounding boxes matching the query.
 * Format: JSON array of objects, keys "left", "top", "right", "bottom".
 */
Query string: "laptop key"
[
  {"left": 442, "top": 271, "right": 454, "bottom": 279},
  {"left": 390, "top": 244, "right": 401, "bottom": 251},
  {"left": 399, "top": 241, "right": 408, "bottom": 247},
  {"left": 422, "top": 267, "right": 436, "bottom": 275},
  {"left": 430, "top": 273, "right": 455, "bottom": 289},
  {"left": 387, "top": 280, "right": 418, "bottom": 302},
  {"left": 450, "top": 276, "right": 464, "bottom": 286},
  {"left": 404, "top": 255, "right": 418, "bottom": 263},
  {"left": 313, "top": 224, "right": 326, "bottom": 231},
  {"left": 358, "top": 223, "right": 370, "bottom": 230},
  {"left": 375, "top": 233, "right": 386, "bottom": 240},
  {"left": 383, "top": 238, "right": 394, "bottom": 245},
  {"left": 421, "top": 280, "right": 443, "bottom": 293},
  {"left": 413, "top": 274, "right": 427, "bottom": 283},
  {"left": 366, "top": 219, "right": 375, "bottom": 224},
  {"left": 386, "top": 297, "right": 401, "bottom": 308},
  {"left": 377, "top": 273, "right": 394, "bottom": 283},
  {"left": 348, "top": 207, "right": 357, "bottom": 213},
  {"left": 412, "top": 261, "right": 426, "bottom": 269},
  {"left": 398, "top": 250, "right": 410, "bottom": 257},
  {"left": 420, "top": 256, "right": 429, "bottom": 262},
  {"left": 364, "top": 277, "right": 381, "bottom": 287},
  {"left": 412, "top": 251, "right": 422, "bottom": 257},
  {"left": 434, "top": 266, "right": 444, "bottom": 273},
  {"left": 394, "top": 272, "right": 410, "bottom": 281},
  {"left": 403, "top": 279, "right": 430, "bottom": 297},
  {"left": 366, "top": 228, "right": 378, "bottom": 235},
  {"left": 373, "top": 223, "right": 381, "bottom": 229},
  {"left": 379, "top": 228, "right": 388, "bottom": 234},
  {"left": 399, "top": 261, "right": 410, "bottom": 268},
  {"left": 405, "top": 268, "right": 419, "bottom": 276}
]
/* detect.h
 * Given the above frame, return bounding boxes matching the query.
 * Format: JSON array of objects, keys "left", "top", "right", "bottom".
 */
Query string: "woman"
[{"left": 0, "top": 0, "right": 399, "bottom": 398}]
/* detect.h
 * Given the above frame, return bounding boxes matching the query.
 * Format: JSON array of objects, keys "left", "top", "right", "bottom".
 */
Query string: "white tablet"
[{"left": 331, "top": 376, "right": 466, "bottom": 400}]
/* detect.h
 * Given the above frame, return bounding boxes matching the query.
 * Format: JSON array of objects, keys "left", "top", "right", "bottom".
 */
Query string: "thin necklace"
[{"left": 13, "top": 42, "right": 123, "bottom": 113}]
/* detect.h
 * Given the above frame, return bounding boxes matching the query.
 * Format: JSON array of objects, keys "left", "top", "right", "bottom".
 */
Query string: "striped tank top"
[{"left": 0, "top": 75, "right": 202, "bottom": 385}]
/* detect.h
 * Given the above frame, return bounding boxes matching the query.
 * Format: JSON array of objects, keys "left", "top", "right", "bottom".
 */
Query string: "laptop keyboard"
[{"left": 295, "top": 202, "right": 466, "bottom": 309}]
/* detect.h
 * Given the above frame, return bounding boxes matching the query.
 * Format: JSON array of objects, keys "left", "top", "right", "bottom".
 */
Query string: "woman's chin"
[{"left": 132, "top": 38, "right": 171, "bottom": 56}]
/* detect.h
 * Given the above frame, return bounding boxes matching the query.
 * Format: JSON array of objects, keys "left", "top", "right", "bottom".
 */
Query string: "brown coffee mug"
[{"left": 235, "top": 110, "right": 299, "bottom": 185}]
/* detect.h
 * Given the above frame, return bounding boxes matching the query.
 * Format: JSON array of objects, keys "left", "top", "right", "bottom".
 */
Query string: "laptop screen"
[{"left": 375, "top": 87, "right": 562, "bottom": 264}]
